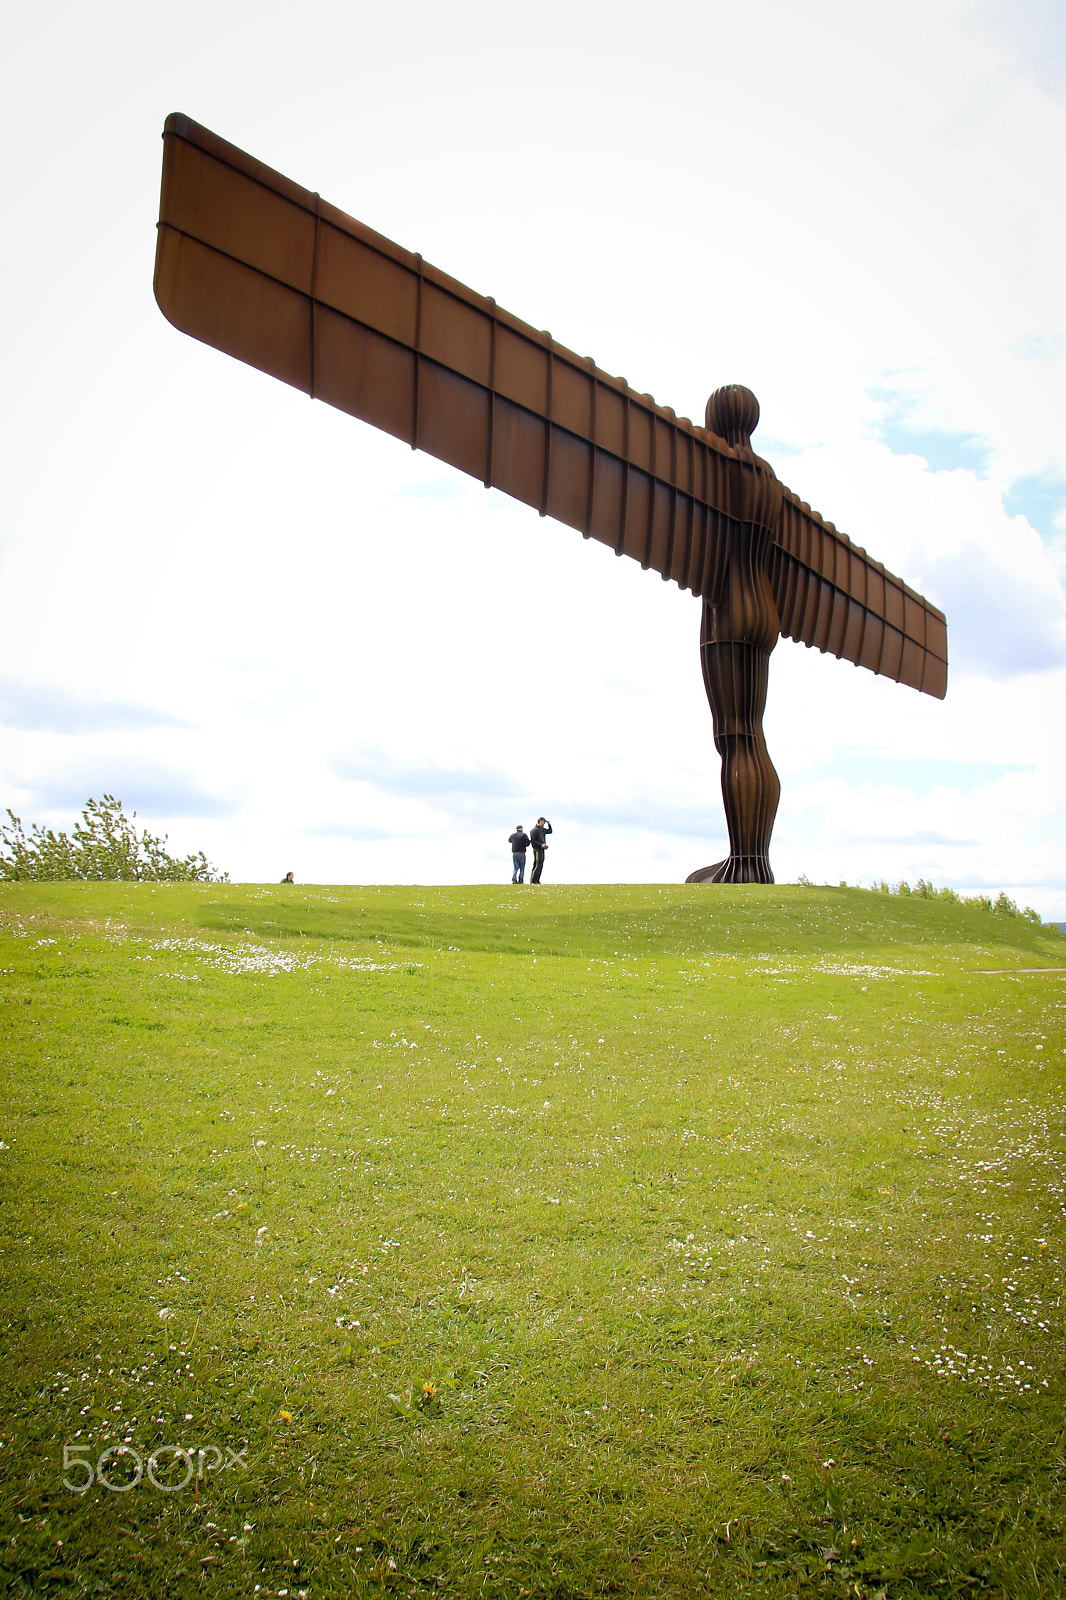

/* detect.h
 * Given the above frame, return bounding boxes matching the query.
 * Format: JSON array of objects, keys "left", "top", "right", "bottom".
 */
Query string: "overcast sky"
[{"left": 2, "top": 0, "right": 1065, "bottom": 911}]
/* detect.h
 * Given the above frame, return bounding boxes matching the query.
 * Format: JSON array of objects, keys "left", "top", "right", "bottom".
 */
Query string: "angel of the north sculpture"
[{"left": 154, "top": 115, "right": 948, "bottom": 885}]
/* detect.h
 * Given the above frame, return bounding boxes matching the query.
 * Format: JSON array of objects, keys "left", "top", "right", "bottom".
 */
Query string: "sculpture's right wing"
[
  {"left": 153, "top": 113, "right": 749, "bottom": 591},
  {"left": 769, "top": 494, "right": 948, "bottom": 699}
]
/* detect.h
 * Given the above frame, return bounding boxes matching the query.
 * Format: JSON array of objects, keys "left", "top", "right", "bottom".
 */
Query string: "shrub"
[
  {"left": 0, "top": 795, "right": 228, "bottom": 883},
  {"left": 866, "top": 877, "right": 1040, "bottom": 924}
]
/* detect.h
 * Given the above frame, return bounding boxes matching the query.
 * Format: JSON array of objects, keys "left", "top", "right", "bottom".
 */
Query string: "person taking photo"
[{"left": 529, "top": 817, "right": 553, "bottom": 884}]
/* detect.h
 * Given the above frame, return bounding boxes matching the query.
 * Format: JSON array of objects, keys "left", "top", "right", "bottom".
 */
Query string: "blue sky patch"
[
  {"left": 332, "top": 749, "right": 522, "bottom": 800},
  {"left": 24, "top": 774, "right": 237, "bottom": 821},
  {"left": 1004, "top": 475, "right": 1066, "bottom": 543},
  {"left": 877, "top": 421, "right": 991, "bottom": 476},
  {"left": 395, "top": 477, "right": 467, "bottom": 501},
  {"left": 757, "top": 435, "right": 806, "bottom": 461},
  {"left": 0, "top": 679, "right": 189, "bottom": 735}
]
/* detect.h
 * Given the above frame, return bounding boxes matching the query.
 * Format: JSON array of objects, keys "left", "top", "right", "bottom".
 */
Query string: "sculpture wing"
[
  {"left": 769, "top": 493, "right": 949, "bottom": 698},
  {"left": 155, "top": 114, "right": 946, "bottom": 699}
]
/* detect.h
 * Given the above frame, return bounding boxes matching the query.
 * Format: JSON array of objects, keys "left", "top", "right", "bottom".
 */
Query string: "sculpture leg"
[{"left": 687, "top": 638, "right": 780, "bottom": 884}]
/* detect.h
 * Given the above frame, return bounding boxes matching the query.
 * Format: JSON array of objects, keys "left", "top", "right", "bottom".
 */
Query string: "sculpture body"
[
  {"left": 153, "top": 116, "right": 948, "bottom": 880},
  {"left": 689, "top": 385, "right": 782, "bottom": 883}
]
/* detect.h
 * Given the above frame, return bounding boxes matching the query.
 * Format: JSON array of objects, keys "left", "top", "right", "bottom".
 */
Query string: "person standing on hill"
[
  {"left": 529, "top": 817, "right": 553, "bottom": 884},
  {"left": 508, "top": 825, "right": 530, "bottom": 884}
]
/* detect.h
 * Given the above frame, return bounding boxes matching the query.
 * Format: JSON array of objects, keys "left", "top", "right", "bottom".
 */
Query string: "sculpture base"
[{"left": 686, "top": 855, "right": 774, "bottom": 885}]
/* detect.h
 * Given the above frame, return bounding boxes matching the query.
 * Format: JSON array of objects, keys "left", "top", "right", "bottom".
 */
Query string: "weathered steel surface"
[
  {"left": 154, "top": 115, "right": 949, "bottom": 881},
  {"left": 686, "top": 385, "right": 783, "bottom": 883},
  {"left": 155, "top": 115, "right": 947, "bottom": 699}
]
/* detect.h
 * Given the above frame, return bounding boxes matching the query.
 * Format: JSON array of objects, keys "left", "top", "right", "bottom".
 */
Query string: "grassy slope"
[{"left": 0, "top": 882, "right": 1064, "bottom": 1599}]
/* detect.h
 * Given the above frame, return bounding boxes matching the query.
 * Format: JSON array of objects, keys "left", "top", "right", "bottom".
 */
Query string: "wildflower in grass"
[{"left": 419, "top": 1381, "right": 439, "bottom": 1412}]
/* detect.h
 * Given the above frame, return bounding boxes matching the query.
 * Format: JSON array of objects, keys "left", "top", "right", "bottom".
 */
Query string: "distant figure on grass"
[
  {"left": 281, "top": 871, "right": 294, "bottom": 884},
  {"left": 530, "top": 818, "right": 553, "bottom": 884},
  {"left": 508, "top": 825, "right": 530, "bottom": 884}
]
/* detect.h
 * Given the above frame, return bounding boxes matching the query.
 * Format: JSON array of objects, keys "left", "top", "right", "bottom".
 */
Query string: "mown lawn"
[{"left": 1, "top": 882, "right": 1064, "bottom": 1598}]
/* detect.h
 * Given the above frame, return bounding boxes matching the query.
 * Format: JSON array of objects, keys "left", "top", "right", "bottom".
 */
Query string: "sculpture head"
[{"left": 706, "top": 385, "right": 760, "bottom": 450}]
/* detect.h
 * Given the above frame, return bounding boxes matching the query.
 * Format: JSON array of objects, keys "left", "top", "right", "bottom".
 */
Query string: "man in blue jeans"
[
  {"left": 529, "top": 817, "right": 553, "bottom": 883},
  {"left": 508, "top": 825, "right": 530, "bottom": 883}
]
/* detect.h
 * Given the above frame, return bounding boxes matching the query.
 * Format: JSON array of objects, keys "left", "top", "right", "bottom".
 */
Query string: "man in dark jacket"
[
  {"left": 508, "top": 825, "right": 530, "bottom": 883},
  {"left": 529, "top": 817, "right": 553, "bottom": 884}
]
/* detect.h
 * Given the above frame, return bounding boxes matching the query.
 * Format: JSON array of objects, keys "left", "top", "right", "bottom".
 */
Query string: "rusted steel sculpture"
[{"left": 154, "top": 115, "right": 948, "bottom": 883}]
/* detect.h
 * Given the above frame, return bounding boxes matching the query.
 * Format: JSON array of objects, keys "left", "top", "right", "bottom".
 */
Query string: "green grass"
[{"left": 1, "top": 881, "right": 1064, "bottom": 1598}]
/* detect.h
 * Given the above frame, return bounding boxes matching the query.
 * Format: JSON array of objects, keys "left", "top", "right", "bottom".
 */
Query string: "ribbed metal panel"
[{"left": 155, "top": 114, "right": 947, "bottom": 701}]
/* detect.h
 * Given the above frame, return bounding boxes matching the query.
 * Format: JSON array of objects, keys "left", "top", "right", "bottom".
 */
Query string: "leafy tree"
[{"left": 0, "top": 795, "right": 228, "bottom": 883}]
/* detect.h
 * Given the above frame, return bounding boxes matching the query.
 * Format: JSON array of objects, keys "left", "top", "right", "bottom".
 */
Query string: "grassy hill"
[{"left": 1, "top": 883, "right": 1064, "bottom": 1597}]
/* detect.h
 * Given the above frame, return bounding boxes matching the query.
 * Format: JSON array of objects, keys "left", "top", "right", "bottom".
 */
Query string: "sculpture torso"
[
  {"left": 702, "top": 445, "right": 783, "bottom": 653},
  {"left": 688, "top": 386, "right": 783, "bottom": 883}
]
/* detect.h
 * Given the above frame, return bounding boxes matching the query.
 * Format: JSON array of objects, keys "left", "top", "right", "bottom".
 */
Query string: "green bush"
[
  {"left": 872, "top": 875, "right": 1040, "bottom": 922},
  {"left": 0, "top": 794, "right": 227, "bottom": 883}
]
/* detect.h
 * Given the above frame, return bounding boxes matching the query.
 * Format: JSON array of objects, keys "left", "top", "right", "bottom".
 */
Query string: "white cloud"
[{"left": 778, "top": 441, "right": 1066, "bottom": 676}]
